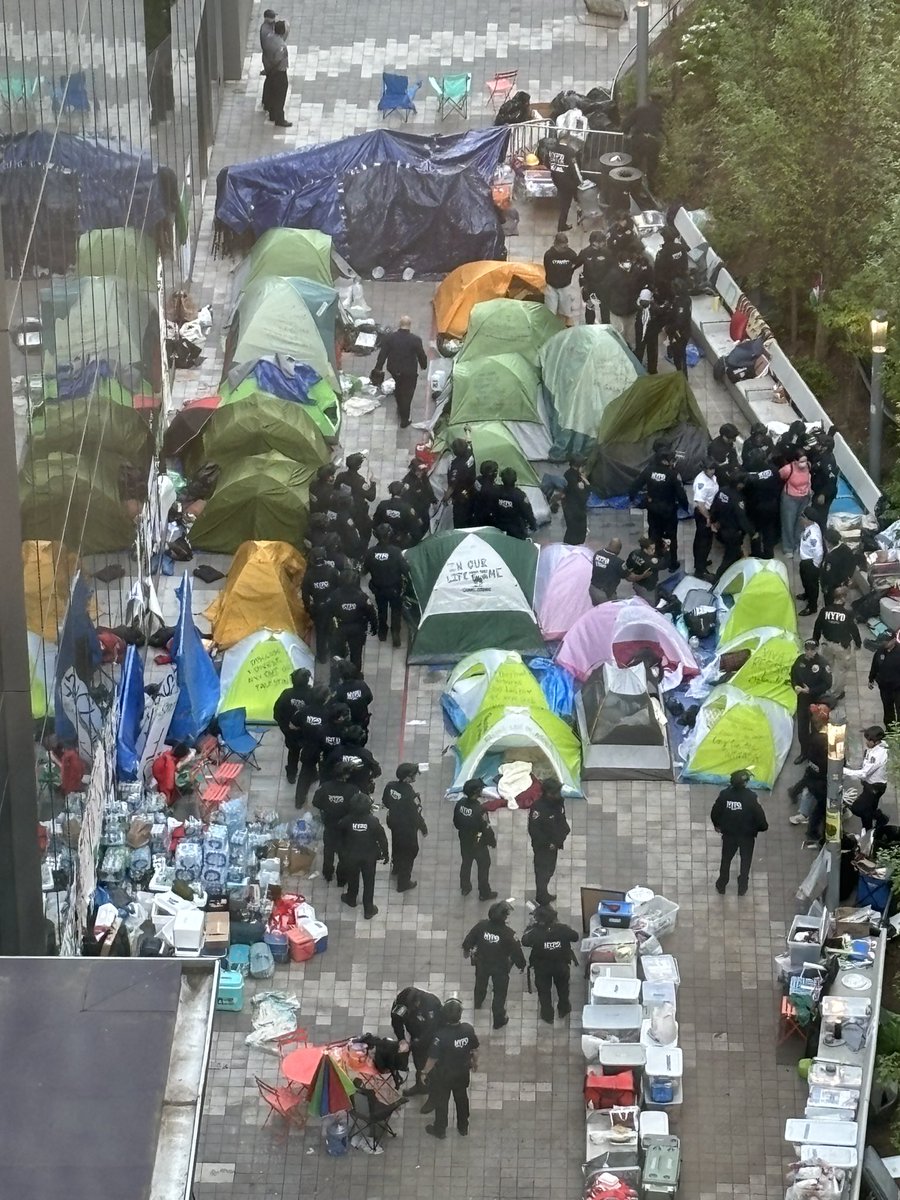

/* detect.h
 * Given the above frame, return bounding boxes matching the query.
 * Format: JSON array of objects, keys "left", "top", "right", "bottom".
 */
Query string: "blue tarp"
[
  {"left": 214, "top": 126, "right": 509, "bottom": 275},
  {"left": 168, "top": 575, "right": 220, "bottom": 745},
  {"left": 54, "top": 573, "right": 101, "bottom": 743},
  {"left": 116, "top": 644, "right": 145, "bottom": 781},
  {"left": 252, "top": 359, "right": 322, "bottom": 403},
  {"left": 528, "top": 657, "right": 575, "bottom": 719}
]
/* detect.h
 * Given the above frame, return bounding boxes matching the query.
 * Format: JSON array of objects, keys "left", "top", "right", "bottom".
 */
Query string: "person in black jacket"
[
  {"left": 372, "top": 482, "right": 421, "bottom": 549},
  {"left": 471, "top": 460, "right": 499, "bottom": 527},
  {"left": 446, "top": 438, "right": 476, "bottom": 528},
  {"left": 708, "top": 423, "right": 740, "bottom": 473},
  {"left": 791, "top": 640, "right": 833, "bottom": 764},
  {"left": 741, "top": 422, "right": 774, "bottom": 471},
  {"left": 331, "top": 659, "right": 373, "bottom": 729},
  {"left": 590, "top": 538, "right": 625, "bottom": 604},
  {"left": 462, "top": 901, "right": 525, "bottom": 1029},
  {"left": 562, "top": 456, "right": 590, "bottom": 545},
  {"left": 629, "top": 451, "right": 686, "bottom": 572},
  {"left": 273, "top": 668, "right": 312, "bottom": 784},
  {"left": 653, "top": 226, "right": 689, "bottom": 301},
  {"left": 312, "top": 762, "right": 358, "bottom": 884},
  {"left": 527, "top": 779, "right": 571, "bottom": 905},
  {"left": 309, "top": 463, "right": 337, "bottom": 515},
  {"left": 328, "top": 490, "right": 365, "bottom": 562},
  {"left": 543, "top": 232, "right": 580, "bottom": 322},
  {"left": 363, "top": 524, "right": 410, "bottom": 647},
  {"left": 710, "top": 769, "right": 768, "bottom": 895},
  {"left": 494, "top": 468, "right": 536, "bottom": 540},
  {"left": 869, "top": 633, "right": 900, "bottom": 727},
  {"left": 374, "top": 316, "right": 428, "bottom": 428},
  {"left": 820, "top": 529, "right": 857, "bottom": 605},
  {"left": 633, "top": 286, "right": 666, "bottom": 374},
  {"left": 402, "top": 459, "right": 437, "bottom": 538},
  {"left": 321, "top": 724, "right": 381, "bottom": 792},
  {"left": 422, "top": 998, "right": 479, "bottom": 1138},
  {"left": 709, "top": 475, "right": 753, "bottom": 580},
  {"left": 292, "top": 682, "right": 331, "bottom": 805},
  {"left": 521, "top": 904, "right": 579, "bottom": 1024},
  {"left": 540, "top": 131, "right": 580, "bottom": 232},
  {"left": 662, "top": 277, "right": 692, "bottom": 375},
  {"left": 339, "top": 793, "right": 389, "bottom": 918},
  {"left": 812, "top": 587, "right": 860, "bottom": 696},
  {"left": 788, "top": 714, "right": 830, "bottom": 844},
  {"left": 329, "top": 569, "right": 377, "bottom": 670},
  {"left": 576, "top": 231, "right": 611, "bottom": 324},
  {"left": 605, "top": 250, "right": 651, "bottom": 347},
  {"left": 453, "top": 779, "right": 497, "bottom": 900},
  {"left": 811, "top": 436, "right": 839, "bottom": 520},
  {"left": 382, "top": 763, "right": 428, "bottom": 892},
  {"left": 744, "top": 460, "right": 783, "bottom": 560},
  {"left": 625, "top": 535, "right": 663, "bottom": 605},
  {"left": 391, "top": 986, "right": 444, "bottom": 1096},
  {"left": 302, "top": 546, "right": 339, "bottom": 663},
  {"left": 335, "top": 453, "right": 376, "bottom": 543}
]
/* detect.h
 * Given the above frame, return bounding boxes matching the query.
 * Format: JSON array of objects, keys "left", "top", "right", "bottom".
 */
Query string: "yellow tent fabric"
[
  {"left": 434, "top": 260, "right": 545, "bottom": 339},
  {"left": 22, "top": 540, "right": 80, "bottom": 642},
  {"left": 205, "top": 540, "right": 309, "bottom": 649}
]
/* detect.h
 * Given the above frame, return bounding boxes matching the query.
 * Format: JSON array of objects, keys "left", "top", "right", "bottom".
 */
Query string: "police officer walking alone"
[
  {"left": 528, "top": 779, "right": 571, "bottom": 905},
  {"left": 382, "top": 763, "right": 428, "bottom": 892},
  {"left": 339, "top": 794, "right": 389, "bottom": 918},
  {"left": 710, "top": 769, "right": 768, "bottom": 895},
  {"left": 453, "top": 779, "right": 497, "bottom": 900},
  {"left": 373, "top": 316, "right": 428, "bottom": 429},
  {"left": 422, "top": 998, "right": 479, "bottom": 1139},
  {"left": 462, "top": 901, "right": 526, "bottom": 1029},
  {"left": 521, "top": 904, "right": 580, "bottom": 1024},
  {"left": 812, "top": 587, "right": 860, "bottom": 697}
]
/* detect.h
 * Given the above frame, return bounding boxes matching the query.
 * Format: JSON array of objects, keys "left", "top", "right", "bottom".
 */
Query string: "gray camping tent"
[{"left": 575, "top": 662, "right": 672, "bottom": 780}]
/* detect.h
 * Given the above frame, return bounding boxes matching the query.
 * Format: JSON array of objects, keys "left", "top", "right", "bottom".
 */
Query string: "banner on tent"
[
  {"left": 138, "top": 668, "right": 180, "bottom": 777},
  {"left": 221, "top": 638, "right": 291, "bottom": 715},
  {"left": 422, "top": 534, "right": 532, "bottom": 620},
  {"left": 59, "top": 667, "right": 103, "bottom": 765}
]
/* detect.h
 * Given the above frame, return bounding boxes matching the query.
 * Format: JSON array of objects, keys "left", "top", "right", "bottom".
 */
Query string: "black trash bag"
[
  {"left": 494, "top": 90, "right": 531, "bottom": 126},
  {"left": 183, "top": 461, "right": 220, "bottom": 501}
]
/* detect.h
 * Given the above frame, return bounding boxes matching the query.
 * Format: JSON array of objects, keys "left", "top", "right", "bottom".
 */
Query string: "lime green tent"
[
  {"left": 76, "top": 229, "right": 158, "bottom": 291},
  {"left": 596, "top": 372, "right": 705, "bottom": 444},
  {"left": 29, "top": 399, "right": 155, "bottom": 475},
  {"left": 217, "top": 630, "right": 315, "bottom": 723},
  {"left": 449, "top": 354, "right": 541, "bottom": 425},
  {"left": 47, "top": 276, "right": 151, "bottom": 374},
  {"left": 27, "top": 632, "right": 56, "bottom": 720},
  {"left": 435, "top": 421, "right": 540, "bottom": 485},
  {"left": 226, "top": 275, "right": 338, "bottom": 390},
  {"left": 717, "top": 626, "right": 800, "bottom": 712},
  {"left": 539, "top": 325, "right": 641, "bottom": 457},
  {"left": 444, "top": 650, "right": 546, "bottom": 729},
  {"left": 235, "top": 228, "right": 333, "bottom": 291},
  {"left": 714, "top": 556, "right": 789, "bottom": 599},
  {"left": 19, "top": 452, "right": 135, "bottom": 554},
  {"left": 680, "top": 684, "right": 793, "bottom": 789},
  {"left": 190, "top": 452, "right": 314, "bottom": 553},
  {"left": 219, "top": 378, "right": 340, "bottom": 441},
  {"left": 456, "top": 299, "right": 564, "bottom": 366},
  {"left": 407, "top": 528, "right": 542, "bottom": 663},
  {"left": 719, "top": 572, "right": 797, "bottom": 645},
  {"left": 192, "top": 393, "right": 330, "bottom": 475}
]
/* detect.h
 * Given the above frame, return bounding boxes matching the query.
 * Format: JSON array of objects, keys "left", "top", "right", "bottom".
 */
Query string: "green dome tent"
[
  {"left": 29, "top": 399, "right": 155, "bottom": 475},
  {"left": 191, "top": 392, "right": 330, "bottom": 475},
  {"left": 217, "top": 630, "right": 315, "bottom": 723},
  {"left": 225, "top": 275, "right": 338, "bottom": 391},
  {"left": 433, "top": 421, "right": 540, "bottom": 486},
  {"left": 450, "top": 354, "right": 541, "bottom": 426},
  {"left": 539, "top": 325, "right": 641, "bottom": 459},
  {"left": 451, "top": 697, "right": 583, "bottom": 797},
  {"left": 76, "top": 228, "right": 158, "bottom": 291},
  {"left": 456, "top": 299, "right": 563, "bottom": 366},
  {"left": 190, "top": 452, "right": 314, "bottom": 553},
  {"left": 47, "top": 276, "right": 151, "bottom": 377},
  {"left": 234, "top": 228, "right": 334, "bottom": 292},
  {"left": 714, "top": 556, "right": 789, "bottom": 599},
  {"left": 719, "top": 571, "right": 797, "bottom": 645},
  {"left": 716, "top": 627, "right": 800, "bottom": 712},
  {"left": 220, "top": 377, "right": 340, "bottom": 441},
  {"left": 680, "top": 684, "right": 793, "bottom": 790},
  {"left": 19, "top": 452, "right": 135, "bottom": 555},
  {"left": 407, "top": 528, "right": 543, "bottom": 663}
]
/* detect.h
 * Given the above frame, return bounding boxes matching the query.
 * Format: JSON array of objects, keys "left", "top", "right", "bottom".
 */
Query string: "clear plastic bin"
[
  {"left": 592, "top": 977, "right": 641, "bottom": 1005},
  {"left": 642, "top": 980, "right": 677, "bottom": 1009},
  {"left": 640, "top": 955, "right": 680, "bottom": 986},
  {"left": 632, "top": 896, "right": 680, "bottom": 938}
]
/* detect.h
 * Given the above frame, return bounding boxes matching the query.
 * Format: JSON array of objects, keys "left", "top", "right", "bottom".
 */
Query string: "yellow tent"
[
  {"left": 22, "top": 540, "right": 80, "bottom": 642},
  {"left": 205, "top": 540, "right": 310, "bottom": 649},
  {"left": 433, "top": 260, "right": 546, "bottom": 339}
]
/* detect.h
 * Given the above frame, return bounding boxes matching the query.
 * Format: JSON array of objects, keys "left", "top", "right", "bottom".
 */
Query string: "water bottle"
[{"left": 324, "top": 1112, "right": 349, "bottom": 1156}]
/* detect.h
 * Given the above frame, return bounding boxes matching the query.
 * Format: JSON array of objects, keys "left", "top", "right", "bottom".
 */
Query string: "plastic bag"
[{"left": 174, "top": 840, "right": 203, "bottom": 882}]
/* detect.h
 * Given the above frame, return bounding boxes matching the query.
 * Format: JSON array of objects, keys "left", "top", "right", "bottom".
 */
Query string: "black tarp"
[{"left": 590, "top": 421, "right": 709, "bottom": 498}]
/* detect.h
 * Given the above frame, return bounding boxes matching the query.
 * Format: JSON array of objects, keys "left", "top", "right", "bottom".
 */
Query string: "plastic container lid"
[
  {"left": 626, "top": 886, "right": 654, "bottom": 907},
  {"left": 641, "top": 955, "right": 680, "bottom": 985},
  {"left": 645, "top": 1046, "right": 683, "bottom": 1077}
]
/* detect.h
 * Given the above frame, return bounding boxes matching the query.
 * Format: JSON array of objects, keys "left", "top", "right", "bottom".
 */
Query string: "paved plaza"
[{"left": 143, "top": 3, "right": 888, "bottom": 1198}]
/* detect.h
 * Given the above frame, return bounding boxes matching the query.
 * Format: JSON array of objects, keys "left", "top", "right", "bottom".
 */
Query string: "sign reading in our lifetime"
[{"left": 443, "top": 555, "right": 505, "bottom": 590}]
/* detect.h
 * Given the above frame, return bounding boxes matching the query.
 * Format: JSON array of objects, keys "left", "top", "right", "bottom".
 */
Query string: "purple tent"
[
  {"left": 534, "top": 544, "right": 594, "bottom": 641},
  {"left": 555, "top": 597, "right": 699, "bottom": 683}
]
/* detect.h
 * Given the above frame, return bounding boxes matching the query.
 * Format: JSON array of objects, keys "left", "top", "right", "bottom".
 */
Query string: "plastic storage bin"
[
  {"left": 598, "top": 1044, "right": 646, "bottom": 1072},
  {"left": 787, "top": 912, "right": 827, "bottom": 969},
  {"left": 216, "top": 969, "right": 245, "bottom": 1012},
  {"left": 640, "top": 956, "right": 680, "bottom": 986},
  {"left": 172, "top": 909, "right": 205, "bottom": 958},
  {"left": 641, "top": 980, "right": 677, "bottom": 1010},
  {"left": 785, "top": 1118, "right": 858, "bottom": 1148},
  {"left": 590, "top": 961, "right": 639, "bottom": 982},
  {"left": 226, "top": 944, "right": 250, "bottom": 976},
  {"left": 585, "top": 1106, "right": 639, "bottom": 1162},
  {"left": 264, "top": 929, "right": 290, "bottom": 963},
  {"left": 642, "top": 1135, "right": 681, "bottom": 1198},
  {"left": 592, "top": 976, "right": 641, "bottom": 1005},
  {"left": 582, "top": 1004, "right": 642, "bottom": 1042},
  {"left": 640, "top": 1111, "right": 669, "bottom": 1146},
  {"left": 643, "top": 1047, "right": 684, "bottom": 1108},
  {"left": 631, "top": 897, "right": 680, "bottom": 939}
]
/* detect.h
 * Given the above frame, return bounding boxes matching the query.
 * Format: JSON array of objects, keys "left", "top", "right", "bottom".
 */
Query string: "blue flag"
[
  {"left": 168, "top": 574, "right": 219, "bottom": 744},
  {"left": 116, "top": 643, "right": 145, "bottom": 781},
  {"left": 54, "top": 572, "right": 102, "bottom": 745}
]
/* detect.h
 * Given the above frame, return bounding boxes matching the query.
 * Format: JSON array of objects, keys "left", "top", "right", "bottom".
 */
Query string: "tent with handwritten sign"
[
  {"left": 679, "top": 684, "right": 793, "bottom": 790},
  {"left": 718, "top": 571, "right": 797, "bottom": 645},
  {"left": 407, "top": 528, "right": 543, "bottom": 664},
  {"left": 442, "top": 650, "right": 548, "bottom": 732},
  {"left": 217, "top": 630, "right": 315, "bottom": 723},
  {"left": 715, "top": 627, "right": 800, "bottom": 712},
  {"left": 448, "top": 699, "right": 582, "bottom": 797}
]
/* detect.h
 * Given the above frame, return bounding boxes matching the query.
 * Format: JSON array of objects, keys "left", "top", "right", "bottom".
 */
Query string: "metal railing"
[{"left": 506, "top": 120, "right": 627, "bottom": 165}]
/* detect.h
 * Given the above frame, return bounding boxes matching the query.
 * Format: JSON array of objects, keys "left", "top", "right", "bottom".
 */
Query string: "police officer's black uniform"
[
  {"left": 821, "top": 541, "right": 856, "bottom": 606},
  {"left": 790, "top": 650, "right": 832, "bottom": 759},
  {"left": 447, "top": 446, "right": 477, "bottom": 528},
  {"left": 494, "top": 482, "right": 536, "bottom": 540},
  {"left": 462, "top": 907, "right": 525, "bottom": 1027},
  {"left": 311, "top": 774, "right": 358, "bottom": 883},
  {"left": 521, "top": 911, "right": 579, "bottom": 1023},
  {"left": 811, "top": 449, "right": 839, "bottom": 520},
  {"left": 402, "top": 466, "right": 437, "bottom": 537},
  {"left": 329, "top": 582, "right": 377, "bottom": 670},
  {"left": 709, "top": 484, "right": 753, "bottom": 579},
  {"left": 301, "top": 554, "right": 339, "bottom": 663},
  {"left": 453, "top": 791, "right": 496, "bottom": 899},
  {"left": 710, "top": 776, "right": 768, "bottom": 894},
  {"left": 541, "top": 133, "right": 580, "bottom": 231},
  {"left": 471, "top": 468, "right": 499, "bottom": 527},
  {"left": 869, "top": 639, "right": 900, "bottom": 727},
  {"left": 335, "top": 462, "right": 376, "bottom": 542},
  {"left": 363, "top": 538, "right": 410, "bottom": 646},
  {"left": 272, "top": 670, "right": 312, "bottom": 782},
  {"left": 292, "top": 689, "right": 330, "bottom": 804},
  {"left": 390, "top": 987, "right": 443, "bottom": 1092},
  {"left": 744, "top": 464, "right": 783, "bottom": 559},
  {"left": 321, "top": 736, "right": 381, "bottom": 792},
  {"left": 382, "top": 775, "right": 428, "bottom": 891},
  {"left": 576, "top": 239, "right": 611, "bottom": 324},
  {"left": 332, "top": 674, "right": 373, "bottom": 729},
  {"left": 629, "top": 457, "right": 687, "bottom": 571},
  {"left": 338, "top": 805, "right": 389, "bottom": 917},
  {"left": 528, "top": 788, "right": 571, "bottom": 905},
  {"left": 590, "top": 545, "right": 625, "bottom": 603},
  {"left": 424, "top": 1010, "right": 479, "bottom": 1137},
  {"left": 625, "top": 542, "right": 663, "bottom": 604},
  {"left": 562, "top": 464, "right": 590, "bottom": 545},
  {"left": 372, "top": 492, "right": 421, "bottom": 549}
]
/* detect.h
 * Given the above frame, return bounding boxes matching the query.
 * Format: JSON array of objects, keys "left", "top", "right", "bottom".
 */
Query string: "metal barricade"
[{"left": 506, "top": 119, "right": 627, "bottom": 167}]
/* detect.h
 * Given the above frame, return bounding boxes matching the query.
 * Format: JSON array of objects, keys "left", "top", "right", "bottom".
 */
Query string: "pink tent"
[
  {"left": 556, "top": 597, "right": 699, "bottom": 682},
  {"left": 534, "top": 544, "right": 594, "bottom": 640}
]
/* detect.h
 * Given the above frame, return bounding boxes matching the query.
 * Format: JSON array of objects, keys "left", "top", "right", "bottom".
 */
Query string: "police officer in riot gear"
[
  {"left": 462, "top": 901, "right": 526, "bottom": 1029},
  {"left": 329, "top": 569, "right": 378, "bottom": 670},
  {"left": 494, "top": 467, "right": 537, "bottom": 540},
  {"left": 363, "top": 523, "right": 411, "bottom": 647},
  {"left": 382, "top": 763, "right": 428, "bottom": 892},
  {"left": 527, "top": 779, "right": 571, "bottom": 906},
  {"left": 338, "top": 793, "right": 389, "bottom": 918},
  {"left": 301, "top": 546, "right": 339, "bottom": 663},
  {"left": 391, "top": 986, "right": 444, "bottom": 1097},
  {"left": 446, "top": 438, "right": 476, "bottom": 528},
  {"left": 453, "top": 779, "right": 497, "bottom": 900},
  {"left": 272, "top": 668, "right": 312, "bottom": 784},
  {"left": 331, "top": 659, "right": 373, "bottom": 730},
  {"left": 292, "top": 682, "right": 331, "bottom": 805},
  {"left": 372, "top": 482, "right": 421, "bottom": 549},
  {"left": 311, "top": 761, "right": 358, "bottom": 885},
  {"left": 422, "top": 998, "right": 479, "bottom": 1139},
  {"left": 709, "top": 472, "right": 754, "bottom": 580},
  {"left": 629, "top": 450, "right": 687, "bottom": 572},
  {"left": 521, "top": 904, "right": 580, "bottom": 1023}
]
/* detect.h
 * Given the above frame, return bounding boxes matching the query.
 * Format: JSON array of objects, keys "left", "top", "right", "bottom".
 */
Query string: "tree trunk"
[
  {"left": 789, "top": 287, "right": 799, "bottom": 352},
  {"left": 813, "top": 312, "right": 829, "bottom": 362}
]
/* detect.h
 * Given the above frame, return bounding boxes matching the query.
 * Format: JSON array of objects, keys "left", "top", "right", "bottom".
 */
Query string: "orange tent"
[{"left": 433, "top": 260, "right": 545, "bottom": 339}]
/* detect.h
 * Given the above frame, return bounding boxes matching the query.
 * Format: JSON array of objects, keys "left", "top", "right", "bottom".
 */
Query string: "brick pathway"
[{"left": 151, "top": 4, "right": 889, "bottom": 1198}]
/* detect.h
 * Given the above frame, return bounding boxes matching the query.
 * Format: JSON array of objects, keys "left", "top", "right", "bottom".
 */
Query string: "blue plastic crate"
[{"left": 216, "top": 969, "right": 244, "bottom": 1012}]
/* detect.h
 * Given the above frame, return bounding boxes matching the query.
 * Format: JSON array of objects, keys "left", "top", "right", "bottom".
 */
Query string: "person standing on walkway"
[
  {"left": 259, "top": 9, "right": 278, "bottom": 117},
  {"left": 453, "top": 780, "right": 497, "bottom": 900},
  {"left": 779, "top": 454, "right": 812, "bottom": 557},
  {"left": 652, "top": 225, "right": 689, "bottom": 301},
  {"left": 707, "top": 423, "right": 740, "bottom": 473},
  {"left": 493, "top": 468, "right": 537, "bottom": 540},
  {"left": 821, "top": 529, "right": 857, "bottom": 606},
  {"left": 331, "top": 659, "right": 373, "bottom": 730},
  {"left": 312, "top": 762, "right": 357, "bottom": 885},
  {"left": 690, "top": 459, "right": 719, "bottom": 579},
  {"left": 422, "top": 998, "right": 479, "bottom": 1139},
  {"left": 605, "top": 250, "right": 651, "bottom": 348},
  {"left": 391, "top": 987, "right": 444, "bottom": 1098},
  {"left": 335, "top": 453, "right": 376, "bottom": 544},
  {"left": 273, "top": 667, "right": 312, "bottom": 784},
  {"left": 869, "top": 633, "right": 900, "bottom": 727},
  {"left": 292, "top": 682, "right": 330, "bottom": 805},
  {"left": 796, "top": 511, "right": 824, "bottom": 616},
  {"left": 562, "top": 455, "right": 590, "bottom": 545},
  {"left": 744, "top": 459, "right": 783, "bottom": 560},
  {"left": 521, "top": 904, "right": 580, "bottom": 1024},
  {"left": 446, "top": 438, "right": 476, "bottom": 528},
  {"left": 844, "top": 726, "right": 889, "bottom": 833},
  {"left": 339, "top": 793, "right": 389, "bottom": 918},
  {"left": 576, "top": 231, "right": 611, "bottom": 325},
  {"left": 791, "top": 640, "right": 833, "bottom": 765},
  {"left": 788, "top": 712, "right": 830, "bottom": 844},
  {"left": 330, "top": 569, "right": 377, "bottom": 670},
  {"left": 402, "top": 458, "right": 437, "bottom": 538},
  {"left": 710, "top": 769, "right": 768, "bottom": 896},
  {"left": 382, "top": 763, "right": 428, "bottom": 892},
  {"left": 625, "top": 535, "right": 664, "bottom": 605},
  {"left": 709, "top": 474, "right": 753, "bottom": 581},
  {"left": 543, "top": 232, "right": 580, "bottom": 324},
  {"left": 372, "top": 482, "right": 421, "bottom": 549},
  {"left": 363, "top": 523, "right": 410, "bottom": 647},
  {"left": 265, "top": 20, "right": 292, "bottom": 128},
  {"left": 528, "top": 779, "right": 571, "bottom": 906},
  {"left": 590, "top": 538, "right": 625, "bottom": 604},
  {"left": 373, "top": 317, "right": 428, "bottom": 429},
  {"left": 630, "top": 449, "right": 687, "bottom": 573},
  {"left": 541, "top": 130, "right": 580, "bottom": 232},
  {"left": 471, "top": 460, "right": 500, "bottom": 527},
  {"left": 812, "top": 587, "right": 860, "bottom": 697},
  {"left": 462, "top": 901, "right": 525, "bottom": 1029},
  {"left": 633, "top": 286, "right": 665, "bottom": 374}
]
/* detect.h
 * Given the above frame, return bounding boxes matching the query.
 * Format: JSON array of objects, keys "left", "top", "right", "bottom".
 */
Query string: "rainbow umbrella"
[{"left": 307, "top": 1053, "right": 356, "bottom": 1116}]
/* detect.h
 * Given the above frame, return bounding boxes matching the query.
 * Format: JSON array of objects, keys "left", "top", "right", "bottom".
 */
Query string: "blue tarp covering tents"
[{"left": 213, "top": 126, "right": 510, "bottom": 277}]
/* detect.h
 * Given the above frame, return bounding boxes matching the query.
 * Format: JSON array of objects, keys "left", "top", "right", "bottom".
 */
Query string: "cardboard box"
[{"left": 289, "top": 845, "right": 316, "bottom": 876}]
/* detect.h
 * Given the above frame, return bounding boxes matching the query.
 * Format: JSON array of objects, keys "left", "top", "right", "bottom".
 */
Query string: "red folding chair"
[
  {"left": 777, "top": 997, "right": 805, "bottom": 1046},
  {"left": 272, "top": 1026, "right": 310, "bottom": 1057},
  {"left": 486, "top": 69, "right": 517, "bottom": 109},
  {"left": 256, "top": 1077, "right": 308, "bottom": 1136}
]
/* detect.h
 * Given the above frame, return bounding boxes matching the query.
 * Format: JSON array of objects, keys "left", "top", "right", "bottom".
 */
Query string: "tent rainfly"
[
  {"left": 434, "top": 260, "right": 545, "bottom": 339},
  {"left": 205, "top": 540, "right": 309, "bottom": 649},
  {"left": 718, "top": 571, "right": 798, "bottom": 645},
  {"left": 534, "top": 544, "right": 595, "bottom": 641},
  {"left": 715, "top": 626, "right": 801, "bottom": 712},
  {"left": 190, "top": 452, "right": 315, "bottom": 554},
  {"left": 233, "top": 228, "right": 335, "bottom": 293},
  {"left": 576, "top": 662, "right": 672, "bottom": 780},
  {"left": 556, "top": 597, "right": 699, "bottom": 684},
  {"left": 443, "top": 650, "right": 549, "bottom": 733},
  {"left": 455, "top": 298, "right": 563, "bottom": 366},
  {"left": 679, "top": 684, "right": 793, "bottom": 789},
  {"left": 217, "top": 630, "right": 315, "bottom": 723},
  {"left": 449, "top": 700, "right": 583, "bottom": 797}
]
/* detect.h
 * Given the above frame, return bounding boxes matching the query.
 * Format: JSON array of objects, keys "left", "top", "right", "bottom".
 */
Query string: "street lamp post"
[
  {"left": 636, "top": 0, "right": 650, "bottom": 108},
  {"left": 869, "top": 310, "right": 888, "bottom": 485},
  {"left": 824, "top": 717, "right": 846, "bottom": 914}
]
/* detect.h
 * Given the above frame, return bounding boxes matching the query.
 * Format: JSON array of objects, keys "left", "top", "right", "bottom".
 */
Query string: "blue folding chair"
[
  {"left": 378, "top": 72, "right": 422, "bottom": 122},
  {"left": 53, "top": 71, "right": 93, "bottom": 115},
  {"left": 217, "top": 708, "right": 263, "bottom": 770},
  {"left": 428, "top": 73, "right": 472, "bottom": 120}
]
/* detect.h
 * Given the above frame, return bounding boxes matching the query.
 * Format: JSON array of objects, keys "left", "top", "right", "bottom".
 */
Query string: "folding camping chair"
[
  {"left": 255, "top": 1077, "right": 308, "bottom": 1136},
  {"left": 378, "top": 72, "right": 422, "bottom": 122},
  {"left": 349, "top": 1089, "right": 405, "bottom": 1152},
  {"left": 217, "top": 708, "right": 263, "bottom": 770},
  {"left": 53, "top": 71, "right": 93, "bottom": 115},
  {"left": 428, "top": 72, "right": 472, "bottom": 120},
  {"left": 486, "top": 69, "right": 517, "bottom": 109}
]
